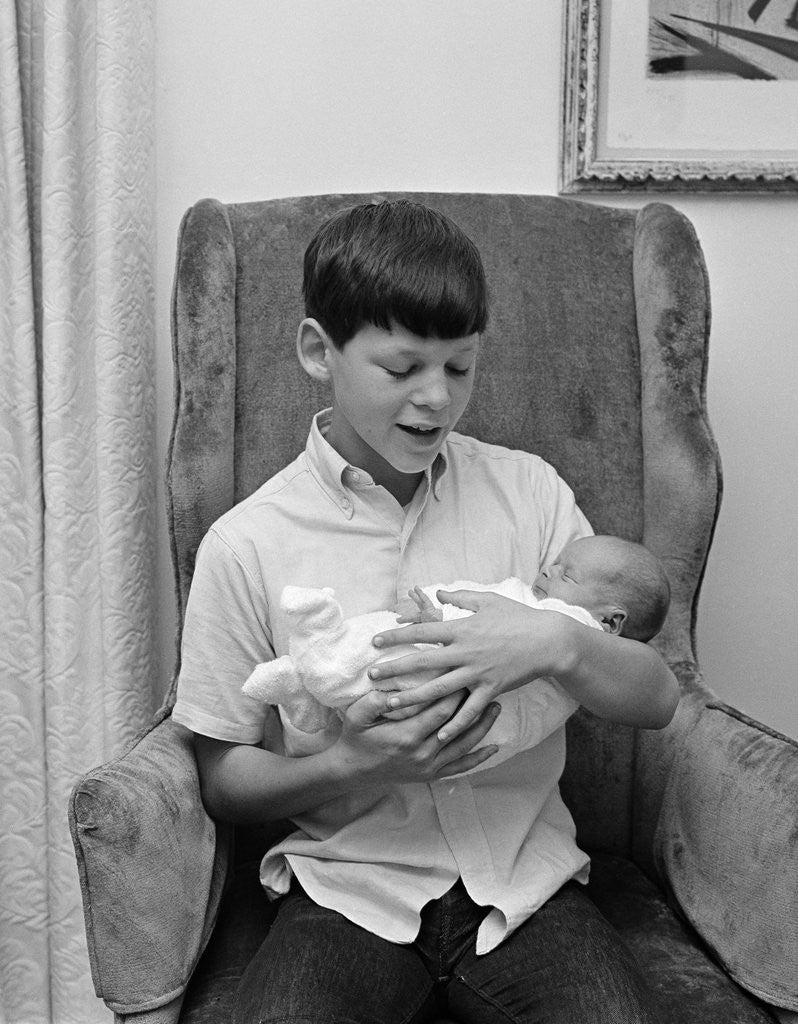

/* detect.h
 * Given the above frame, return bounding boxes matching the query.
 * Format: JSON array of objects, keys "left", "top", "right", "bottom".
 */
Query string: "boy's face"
[
  {"left": 322, "top": 323, "right": 479, "bottom": 499},
  {"left": 532, "top": 538, "right": 614, "bottom": 615}
]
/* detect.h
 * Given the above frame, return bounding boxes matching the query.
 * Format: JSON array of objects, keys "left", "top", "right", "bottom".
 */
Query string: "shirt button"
[
  {"left": 349, "top": 471, "right": 360, "bottom": 483},
  {"left": 341, "top": 497, "right": 352, "bottom": 511}
]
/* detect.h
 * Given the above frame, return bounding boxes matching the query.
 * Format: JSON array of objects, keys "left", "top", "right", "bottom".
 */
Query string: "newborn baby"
[{"left": 242, "top": 536, "right": 670, "bottom": 765}]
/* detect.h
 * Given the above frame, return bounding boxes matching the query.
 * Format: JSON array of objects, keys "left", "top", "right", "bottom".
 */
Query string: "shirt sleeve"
[
  {"left": 532, "top": 458, "right": 593, "bottom": 565},
  {"left": 172, "top": 527, "right": 274, "bottom": 744},
  {"left": 455, "top": 678, "right": 578, "bottom": 777}
]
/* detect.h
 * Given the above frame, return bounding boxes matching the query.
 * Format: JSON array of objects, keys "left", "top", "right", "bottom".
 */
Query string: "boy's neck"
[
  {"left": 324, "top": 413, "right": 426, "bottom": 506},
  {"left": 384, "top": 470, "right": 424, "bottom": 507}
]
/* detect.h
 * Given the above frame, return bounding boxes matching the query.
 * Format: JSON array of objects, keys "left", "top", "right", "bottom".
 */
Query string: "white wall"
[{"left": 155, "top": 1, "right": 798, "bottom": 738}]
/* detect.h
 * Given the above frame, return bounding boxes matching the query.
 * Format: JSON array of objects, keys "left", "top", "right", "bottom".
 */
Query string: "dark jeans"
[{"left": 233, "top": 879, "right": 661, "bottom": 1024}]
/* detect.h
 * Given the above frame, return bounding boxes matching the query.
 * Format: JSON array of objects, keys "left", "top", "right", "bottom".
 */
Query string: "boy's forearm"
[
  {"left": 553, "top": 617, "right": 679, "bottom": 729},
  {"left": 194, "top": 734, "right": 357, "bottom": 824}
]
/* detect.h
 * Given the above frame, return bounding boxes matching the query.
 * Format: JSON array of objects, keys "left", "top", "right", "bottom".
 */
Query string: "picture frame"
[{"left": 560, "top": 0, "right": 798, "bottom": 192}]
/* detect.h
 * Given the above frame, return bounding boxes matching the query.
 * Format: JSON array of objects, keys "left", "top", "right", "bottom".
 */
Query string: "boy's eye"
[{"left": 382, "top": 363, "right": 472, "bottom": 380}]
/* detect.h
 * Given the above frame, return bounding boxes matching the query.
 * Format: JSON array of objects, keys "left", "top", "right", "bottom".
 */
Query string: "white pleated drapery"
[{"left": 1, "top": 3, "right": 157, "bottom": 1020}]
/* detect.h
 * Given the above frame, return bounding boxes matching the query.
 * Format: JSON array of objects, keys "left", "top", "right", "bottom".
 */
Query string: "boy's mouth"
[{"left": 397, "top": 424, "right": 443, "bottom": 440}]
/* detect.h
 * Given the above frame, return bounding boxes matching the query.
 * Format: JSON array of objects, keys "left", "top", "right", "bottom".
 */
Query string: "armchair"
[{"left": 70, "top": 193, "right": 798, "bottom": 1023}]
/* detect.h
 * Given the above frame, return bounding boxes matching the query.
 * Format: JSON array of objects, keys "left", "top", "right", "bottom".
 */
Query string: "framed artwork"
[{"left": 560, "top": 0, "right": 798, "bottom": 192}]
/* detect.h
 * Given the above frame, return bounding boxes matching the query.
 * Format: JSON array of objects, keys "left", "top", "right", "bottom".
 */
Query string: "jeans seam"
[
  {"left": 253, "top": 984, "right": 434, "bottom": 1024},
  {"left": 250, "top": 983, "right": 435, "bottom": 1024},
  {"left": 453, "top": 971, "right": 522, "bottom": 1024},
  {"left": 439, "top": 895, "right": 451, "bottom": 982},
  {"left": 257, "top": 1018, "right": 336, "bottom": 1024},
  {"left": 256, "top": 1010, "right": 431, "bottom": 1024},
  {"left": 399, "top": 983, "right": 437, "bottom": 1024}
]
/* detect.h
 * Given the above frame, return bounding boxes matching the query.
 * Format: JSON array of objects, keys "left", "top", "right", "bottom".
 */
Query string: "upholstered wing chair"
[{"left": 70, "top": 193, "right": 798, "bottom": 1024}]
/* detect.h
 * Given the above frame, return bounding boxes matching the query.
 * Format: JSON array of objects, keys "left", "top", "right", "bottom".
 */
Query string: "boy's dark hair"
[{"left": 302, "top": 199, "right": 488, "bottom": 348}]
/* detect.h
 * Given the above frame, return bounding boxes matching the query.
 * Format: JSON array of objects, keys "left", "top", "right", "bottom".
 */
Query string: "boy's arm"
[
  {"left": 369, "top": 589, "right": 679, "bottom": 741},
  {"left": 454, "top": 677, "right": 578, "bottom": 776},
  {"left": 194, "top": 688, "right": 503, "bottom": 824}
]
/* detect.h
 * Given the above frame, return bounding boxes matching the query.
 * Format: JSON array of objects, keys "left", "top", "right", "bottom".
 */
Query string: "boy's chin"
[
  {"left": 389, "top": 437, "right": 447, "bottom": 473},
  {"left": 389, "top": 453, "right": 440, "bottom": 477}
]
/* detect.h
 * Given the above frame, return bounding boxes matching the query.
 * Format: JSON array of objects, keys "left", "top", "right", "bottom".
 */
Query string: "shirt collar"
[{"left": 306, "top": 409, "right": 449, "bottom": 510}]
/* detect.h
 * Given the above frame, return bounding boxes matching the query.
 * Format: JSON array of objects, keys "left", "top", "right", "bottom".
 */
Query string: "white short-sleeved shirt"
[{"left": 173, "top": 409, "right": 593, "bottom": 954}]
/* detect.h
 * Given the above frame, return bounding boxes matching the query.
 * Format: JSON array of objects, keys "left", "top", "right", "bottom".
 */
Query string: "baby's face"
[{"left": 532, "top": 538, "right": 611, "bottom": 614}]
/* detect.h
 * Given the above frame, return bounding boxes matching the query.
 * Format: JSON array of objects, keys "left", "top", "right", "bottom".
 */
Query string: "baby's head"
[{"left": 532, "top": 536, "right": 670, "bottom": 642}]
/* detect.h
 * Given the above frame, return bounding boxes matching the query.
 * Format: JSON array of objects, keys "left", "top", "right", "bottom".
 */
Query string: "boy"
[
  {"left": 241, "top": 535, "right": 671, "bottom": 767},
  {"left": 173, "top": 199, "right": 677, "bottom": 1023}
]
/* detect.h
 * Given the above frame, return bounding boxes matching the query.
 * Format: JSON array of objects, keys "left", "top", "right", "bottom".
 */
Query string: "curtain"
[{"left": 1, "top": 2, "right": 156, "bottom": 1021}]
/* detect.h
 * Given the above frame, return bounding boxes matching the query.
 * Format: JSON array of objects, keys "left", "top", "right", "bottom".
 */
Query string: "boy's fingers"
[
  {"left": 436, "top": 702, "right": 501, "bottom": 763},
  {"left": 437, "top": 744, "right": 499, "bottom": 778},
  {"left": 368, "top": 647, "right": 450, "bottom": 684},
  {"left": 435, "top": 588, "right": 482, "bottom": 612},
  {"left": 373, "top": 621, "right": 451, "bottom": 651},
  {"left": 435, "top": 691, "right": 493, "bottom": 742},
  {"left": 345, "top": 689, "right": 395, "bottom": 726},
  {"left": 383, "top": 668, "right": 472, "bottom": 710},
  {"left": 404, "top": 691, "right": 465, "bottom": 736}
]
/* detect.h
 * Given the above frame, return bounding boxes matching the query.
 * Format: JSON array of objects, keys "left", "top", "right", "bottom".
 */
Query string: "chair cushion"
[
  {"left": 655, "top": 701, "right": 798, "bottom": 1011},
  {"left": 588, "top": 855, "right": 778, "bottom": 1024},
  {"left": 179, "top": 860, "right": 277, "bottom": 1023},
  {"left": 178, "top": 853, "right": 778, "bottom": 1023}
]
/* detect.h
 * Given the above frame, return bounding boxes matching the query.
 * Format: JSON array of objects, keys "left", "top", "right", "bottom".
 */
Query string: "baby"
[{"left": 243, "top": 535, "right": 670, "bottom": 764}]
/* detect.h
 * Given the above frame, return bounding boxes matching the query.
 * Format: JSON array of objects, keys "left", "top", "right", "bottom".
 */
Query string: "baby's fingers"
[{"left": 411, "top": 586, "right": 436, "bottom": 612}]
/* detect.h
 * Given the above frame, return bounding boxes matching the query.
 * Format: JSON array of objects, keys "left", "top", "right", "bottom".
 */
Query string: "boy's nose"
[{"left": 413, "top": 372, "right": 450, "bottom": 410}]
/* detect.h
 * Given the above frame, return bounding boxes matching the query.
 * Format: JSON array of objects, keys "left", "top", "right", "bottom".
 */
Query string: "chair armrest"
[
  {"left": 653, "top": 693, "right": 798, "bottom": 1012},
  {"left": 69, "top": 706, "right": 231, "bottom": 1020}
]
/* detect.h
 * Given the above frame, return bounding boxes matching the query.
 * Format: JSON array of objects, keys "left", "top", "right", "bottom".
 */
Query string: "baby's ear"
[{"left": 601, "top": 608, "right": 627, "bottom": 635}]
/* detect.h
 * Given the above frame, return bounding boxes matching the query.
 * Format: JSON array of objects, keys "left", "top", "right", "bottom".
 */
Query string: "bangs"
[
  {"left": 303, "top": 201, "right": 489, "bottom": 347},
  {"left": 356, "top": 244, "right": 488, "bottom": 341}
]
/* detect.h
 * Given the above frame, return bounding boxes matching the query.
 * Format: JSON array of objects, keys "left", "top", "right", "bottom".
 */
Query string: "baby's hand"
[{"left": 396, "top": 586, "right": 443, "bottom": 624}]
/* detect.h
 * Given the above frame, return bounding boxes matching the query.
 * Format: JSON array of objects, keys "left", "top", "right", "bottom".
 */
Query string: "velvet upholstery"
[{"left": 69, "top": 193, "right": 798, "bottom": 1023}]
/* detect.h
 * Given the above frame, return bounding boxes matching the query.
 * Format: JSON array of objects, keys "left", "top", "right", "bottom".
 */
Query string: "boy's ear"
[
  {"left": 296, "top": 318, "right": 334, "bottom": 382},
  {"left": 601, "top": 608, "right": 627, "bottom": 636}
]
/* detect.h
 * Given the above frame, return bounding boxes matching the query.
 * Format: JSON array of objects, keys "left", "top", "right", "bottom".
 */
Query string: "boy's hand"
[
  {"left": 369, "top": 590, "right": 568, "bottom": 742},
  {"left": 333, "top": 687, "right": 502, "bottom": 783}
]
